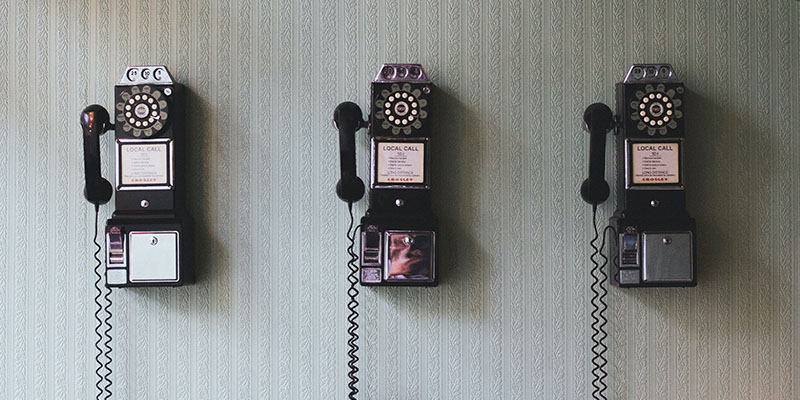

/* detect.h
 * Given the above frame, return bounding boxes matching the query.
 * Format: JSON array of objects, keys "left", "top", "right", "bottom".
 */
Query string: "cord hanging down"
[
  {"left": 93, "top": 205, "right": 114, "bottom": 400},
  {"left": 589, "top": 206, "right": 615, "bottom": 400},
  {"left": 345, "top": 203, "right": 361, "bottom": 400}
]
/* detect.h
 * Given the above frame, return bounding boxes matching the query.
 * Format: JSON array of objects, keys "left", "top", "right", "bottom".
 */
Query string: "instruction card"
[
  {"left": 632, "top": 142, "right": 680, "bottom": 184},
  {"left": 120, "top": 143, "right": 169, "bottom": 186},
  {"left": 376, "top": 142, "right": 425, "bottom": 184}
]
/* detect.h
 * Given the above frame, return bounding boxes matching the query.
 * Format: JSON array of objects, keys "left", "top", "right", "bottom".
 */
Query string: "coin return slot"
[{"left": 361, "top": 231, "right": 382, "bottom": 266}]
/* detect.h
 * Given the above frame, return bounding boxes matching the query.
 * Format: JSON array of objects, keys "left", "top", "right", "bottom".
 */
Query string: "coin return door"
[
  {"left": 106, "top": 229, "right": 180, "bottom": 285},
  {"left": 642, "top": 232, "right": 693, "bottom": 284},
  {"left": 617, "top": 231, "right": 694, "bottom": 286}
]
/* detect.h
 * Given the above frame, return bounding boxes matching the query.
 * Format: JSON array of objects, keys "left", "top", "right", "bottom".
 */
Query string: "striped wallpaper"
[{"left": 0, "top": 0, "right": 798, "bottom": 398}]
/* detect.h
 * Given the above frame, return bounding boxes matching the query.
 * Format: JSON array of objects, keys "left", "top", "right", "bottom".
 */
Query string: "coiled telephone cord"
[
  {"left": 589, "top": 206, "right": 616, "bottom": 400},
  {"left": 93, "top": 205, "right": 114, "bottom": 400},
  {"left": 345, "top": 203, "right": 361, "bottom": 400}
]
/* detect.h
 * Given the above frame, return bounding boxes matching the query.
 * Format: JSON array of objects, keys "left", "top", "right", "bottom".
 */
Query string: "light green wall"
[{"left": 1, "top": 0, "right": 799, "bottom": 398}]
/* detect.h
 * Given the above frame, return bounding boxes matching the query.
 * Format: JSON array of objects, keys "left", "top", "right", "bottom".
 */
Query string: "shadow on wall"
[
  {"left": 432, "top": 85, "right": 486, "bottom": 319},
  {"left": 687, "top": 84, "right": 782, "bottom": 336},
  {"left": 620, "top": 84, "right": 781, "bottom": 338},
  {"left": 179, "top": 84, "right": 231, "bottom": 293}
]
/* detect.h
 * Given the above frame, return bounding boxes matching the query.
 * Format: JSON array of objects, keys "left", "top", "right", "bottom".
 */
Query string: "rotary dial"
[
  {"left": 630, "top": 84, "right": 683, "bottom": 136},
  {"left": 116, "top": 85, "right": 169, "bottom": 137},
  {"left": 375, "top": 83, "right": 428, "bottom": 135}
]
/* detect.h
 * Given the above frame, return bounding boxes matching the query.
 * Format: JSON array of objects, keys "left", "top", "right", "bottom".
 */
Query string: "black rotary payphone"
[
  {"left": 580, "top": 64, "right": 697, "bottom": 400},
  {"left": 335, "top": 63, "right": 438, "bottom": 287},
  {"left": 81, "top": 65, "right": 191, "bottom": 399},
  {"left": 82, "top": 65, "right": 192, "bottom": 287},
  {"left": 582, "top": 64, "right": 696, "bottom": 288},
  {"left": 333, "top": 63, "right": 439, "bottom": 399}
]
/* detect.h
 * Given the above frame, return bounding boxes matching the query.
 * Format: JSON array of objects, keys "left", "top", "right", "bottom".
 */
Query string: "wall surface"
[{"left": 1, "top": 0, "right": 799, "bottom": 399}]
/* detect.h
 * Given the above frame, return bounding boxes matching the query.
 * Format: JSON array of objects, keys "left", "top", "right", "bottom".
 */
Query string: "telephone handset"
[
  {"left": 580, "top": 103, "right": 614, "bottom": 206},
  {"left": 334, "top": 101, "right": 366, "bottom": 203},
  {"left": 81, "top": 105, "right": 113, "bottom": 205}
]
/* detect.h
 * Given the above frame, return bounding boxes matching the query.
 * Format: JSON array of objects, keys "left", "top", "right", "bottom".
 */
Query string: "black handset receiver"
[
  {"left": 81, "top": 104, "right": 113, "bottom": 205},
  {"left": 580, "top": 102, "right": 614, "bottom": 206},
  {"left": 334, "top": 101, "right": 366, "bottom": 204}
]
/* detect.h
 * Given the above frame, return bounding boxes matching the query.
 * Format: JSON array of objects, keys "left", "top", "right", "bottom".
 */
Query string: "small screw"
[
  {"left": 395, "top": 198, "right": 404, "bottom": 207},
  {"left": 422, "top": 86, "right": 430, "bottom": 94},
  {"left": 164, "top": 87, "right": 173, "bottom": 96},
  {"left": 140, "top": 199, "right": 150, "bottom": 208},
  {"left": 150, "top": 236, "right": 158, "bottom": 246},
  {"left": 663, "top": 236, "right": 672, "bottom": 245},
  {"left": 650, "top": 199, "right": 660, "bottom": 208}
]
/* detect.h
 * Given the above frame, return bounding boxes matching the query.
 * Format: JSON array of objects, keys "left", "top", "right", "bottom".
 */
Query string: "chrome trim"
[
  {"left": 625, "top": 138, "right": 684, "bottom": 190},
  {"left": 370, "top": 137, "right": 431, "bottom": 190},
  {"left": 382, "top": 230, "right": 436, "bottom": 282},
  {"left": 118, "top": 65, "right": 174, "bottom": 85},
  {"left": 622, "top": 64, "right": 680, "bottom": 83},
  {"left": 360, "top": 230, "right": 383, "bottom": 266},
  {"left": 373, "top": 63, "right": 430, "bottom": 83},
  {"left": 105, "top": 231, "right": 127, "bottom": 269},
  {"left": 641, "top": 231, "right": 694, "bottom": 283},
  {"left": 127, "top": 230, "right": 180, "bottom": 282},
  {"left": 115, "top": 138, "right": 174, "bottom": 191}
]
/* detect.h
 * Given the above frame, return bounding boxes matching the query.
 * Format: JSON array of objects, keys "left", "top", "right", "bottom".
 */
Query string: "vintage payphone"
[
  {"left": 333, "top": 63, "right": 439, "bottom": 399},
  {"left": 335, "top": 63, "right": 438, "bottom": 287},
  {"left": 580, "top": 64, "right": 697, "bottom": 399},
  {"left": 82, "top": 65, "right": 192, "bottom": 287},
  {"left": 81, "top": 65, "right": 191, "bottom": 398},
  {"left": 582, "top": 64, "right": 696, "bottom": 287}
]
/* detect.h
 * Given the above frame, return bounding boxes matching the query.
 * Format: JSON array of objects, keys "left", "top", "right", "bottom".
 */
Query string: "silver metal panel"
[
  {"left": 361, "top": 230, "right": 383, "bottom": 266},
  {"left": 618, "top": 269, "right": 641, "bottom": 285},
  {"left": 642, "top": 231, "right": 693, "bottom": 283},
  {"left": 622, "top": 64, "right": 679, "bottom": 83},
  {"left": 105, "top": 231, "right": 127, "bottom": 268},
  {"left": 118, "top": 65, "right": 174, "bottom": 85},
  {"left": 361, "top": 268, "right": 383, "bottom": 283},
  {"left": 382, "top": 230, "right": 436, "bottom": 282},
  {"left": 106, "top": 269, "right": 128, "bottom": 285},
  {"left": 373, "top": 63, "right": 430, "bottom": 83},
  {"left": 128, "top": 231, "right": 180, "bottom": 282}
]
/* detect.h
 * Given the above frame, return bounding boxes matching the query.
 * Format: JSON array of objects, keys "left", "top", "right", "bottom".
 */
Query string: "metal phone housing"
[
  {"left": 610, "top": 64, "right": 697, "bottom": 287},
  {"left": 105, "top": 66, "right": 192, "bottom": 287},
  {"left": 360, "top": 64, "right": 438, "bottom": 287}
]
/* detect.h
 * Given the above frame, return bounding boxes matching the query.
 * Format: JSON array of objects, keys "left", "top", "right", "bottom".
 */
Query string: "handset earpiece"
[
  {"left": 81, "top": 104, "right": 113, "bottom": 205},
  {"left": 333, "top": 101, "right": 366, "bottom": 204},
  {"left": 580, "top": 102, "right": 615, "bottom": 206}
]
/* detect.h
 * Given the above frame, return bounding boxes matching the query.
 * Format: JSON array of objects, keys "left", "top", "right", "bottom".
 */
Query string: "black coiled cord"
[
  {"left": 345, "top": 203, "right": 361, "bottom": 400},
  {"left": 589, "top": 205, "right": 613, "bottom": 400},
  {"left": 92, "top": 205, "right": 113, "bottom": 400}
]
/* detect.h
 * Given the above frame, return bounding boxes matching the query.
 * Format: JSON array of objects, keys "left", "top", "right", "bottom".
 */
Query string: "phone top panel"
[
  {"left": 119, "top": 65, "right": 174, "bottom": 86},
  {"left": 373, "top": 64, "right": 430, "bottom": 84},
  {"left": 622, "top": 64, "right": 680, "bottom": 84}
]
